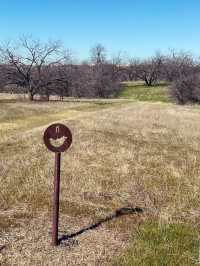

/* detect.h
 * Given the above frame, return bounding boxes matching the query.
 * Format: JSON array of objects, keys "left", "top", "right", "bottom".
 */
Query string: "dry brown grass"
[{"left": 1, "top": 96, "right": 200, "bottom": 265}]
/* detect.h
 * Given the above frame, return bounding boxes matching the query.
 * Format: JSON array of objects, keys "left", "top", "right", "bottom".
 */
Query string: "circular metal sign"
[{"left": 43, "top": 123, "right": 72, "bottom": 153}]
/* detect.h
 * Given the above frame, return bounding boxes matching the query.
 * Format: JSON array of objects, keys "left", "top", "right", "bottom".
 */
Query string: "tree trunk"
[
  {"left": 145, "top": 77, "right": 152, "bottom": 86},
  {"left": 28, "top": 91, "right": 34, "bottom": 101},
  {"left": 45, "top": 90, "right": 50, "bottom": 101}
]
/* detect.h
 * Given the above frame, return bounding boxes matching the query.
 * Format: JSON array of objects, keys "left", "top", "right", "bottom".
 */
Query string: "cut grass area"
[
  {"left": 119, "top": 82, "right": 170, "bottom": 103},
  {"left": 112, "top": 221, "right": 200, "bottom": 266}
]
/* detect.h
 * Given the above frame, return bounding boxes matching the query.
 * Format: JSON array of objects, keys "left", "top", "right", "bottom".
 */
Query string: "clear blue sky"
[{"left": 0, "top": 0, "right": 199, "bottom": 60}]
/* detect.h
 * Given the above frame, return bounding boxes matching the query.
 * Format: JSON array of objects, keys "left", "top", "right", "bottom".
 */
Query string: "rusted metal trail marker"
[
  {"left": 52, "top": 152, "right": 61, "bottom": 246},
  {"left": 43, "top": 123, "right": 72, "bottom": 246}
]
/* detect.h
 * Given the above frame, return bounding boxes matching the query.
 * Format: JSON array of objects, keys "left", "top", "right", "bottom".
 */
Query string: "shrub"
[{"left": 170, "top": 74, "right": 200, "bottom": 104}]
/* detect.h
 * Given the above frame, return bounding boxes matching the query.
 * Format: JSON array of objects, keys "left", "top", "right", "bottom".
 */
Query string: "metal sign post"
[{"left": 43, "top": 123, "right": 72, "bottom": 246}]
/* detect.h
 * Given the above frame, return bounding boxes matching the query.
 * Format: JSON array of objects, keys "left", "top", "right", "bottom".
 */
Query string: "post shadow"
[{"left": 59, "top": 207, "right": 143, "bottom": 244}]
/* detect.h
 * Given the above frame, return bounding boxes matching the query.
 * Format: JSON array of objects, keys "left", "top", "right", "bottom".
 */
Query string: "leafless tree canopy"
[
  {"left": 0, "top": 37, "right": 200, "bottom": 103},
  {"left": 0, "top": 36, "right": 70, "bottom": 100},
  {"left": 162, "top": 51, "right": 197, "bottom": 82},
  {"left": 170, "top": 73, "right": 200, "bottom": 104},
  {"left": 127, "top": 54, "right": 164, "bottom": 86},
  {"left": 0, "top": 39, "right": 123, "bottom": 100},
  {"left": 90, "top": 43, "right": 107, "bottom": 65}
]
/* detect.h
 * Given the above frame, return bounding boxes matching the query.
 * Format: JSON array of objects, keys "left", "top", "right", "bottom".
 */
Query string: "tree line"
[{"left": 0, "top": 36, "right": 200, "bottom": 104}]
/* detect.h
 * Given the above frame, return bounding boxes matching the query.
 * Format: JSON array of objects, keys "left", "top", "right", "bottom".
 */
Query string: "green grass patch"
[
  {"left": 118, "top": 82, "right": 170, "bottom": 103},
  {"left": 112, "top": 221, "right": 200, "bottom": 266}
]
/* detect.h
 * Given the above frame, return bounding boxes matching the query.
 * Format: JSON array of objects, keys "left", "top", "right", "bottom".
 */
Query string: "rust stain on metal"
[{"left": 43, "top": 123, "right": 72, "bottom": 246}]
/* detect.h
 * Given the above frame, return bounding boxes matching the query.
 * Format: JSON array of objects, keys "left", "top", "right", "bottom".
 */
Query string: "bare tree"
[
  {"left": 90, "top": 44, "right": 106, "bottom": 65},
  {"left": 170, "top": 73, "right": 200, "bottom": 104},
  {"left": 0, "top": 36, "right": 69, "bottom": 100},
  {"left": 109, "top": 52, "right": 126, "bottom": 82},
  {"left": 127, "top": 58, "right": 140, "bottom": 81},
  {"left": 162, "top": 50, "right": 196, "bottom": 82},
  {"left": 0, "top": 63, "right": 6, "bottom": 91},
  {"left": 136, "top": 54, "right": 164, "bottom": 86},
  {"left": 90, "top": 46, "right": 121, "bottom": 97}
]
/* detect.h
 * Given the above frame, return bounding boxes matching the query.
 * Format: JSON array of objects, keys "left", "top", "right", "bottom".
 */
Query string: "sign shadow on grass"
[{"left": 58, "top": 207, "right": 143, "bottom": 246}]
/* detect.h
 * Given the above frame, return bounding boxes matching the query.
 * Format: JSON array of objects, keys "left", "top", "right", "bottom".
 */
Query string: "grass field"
[
  {"left": 119, "top": 81, "right": 170, "bottom": 103},
  {"left": 0, "top": 91, "right": 200, "bottom": 265}
]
